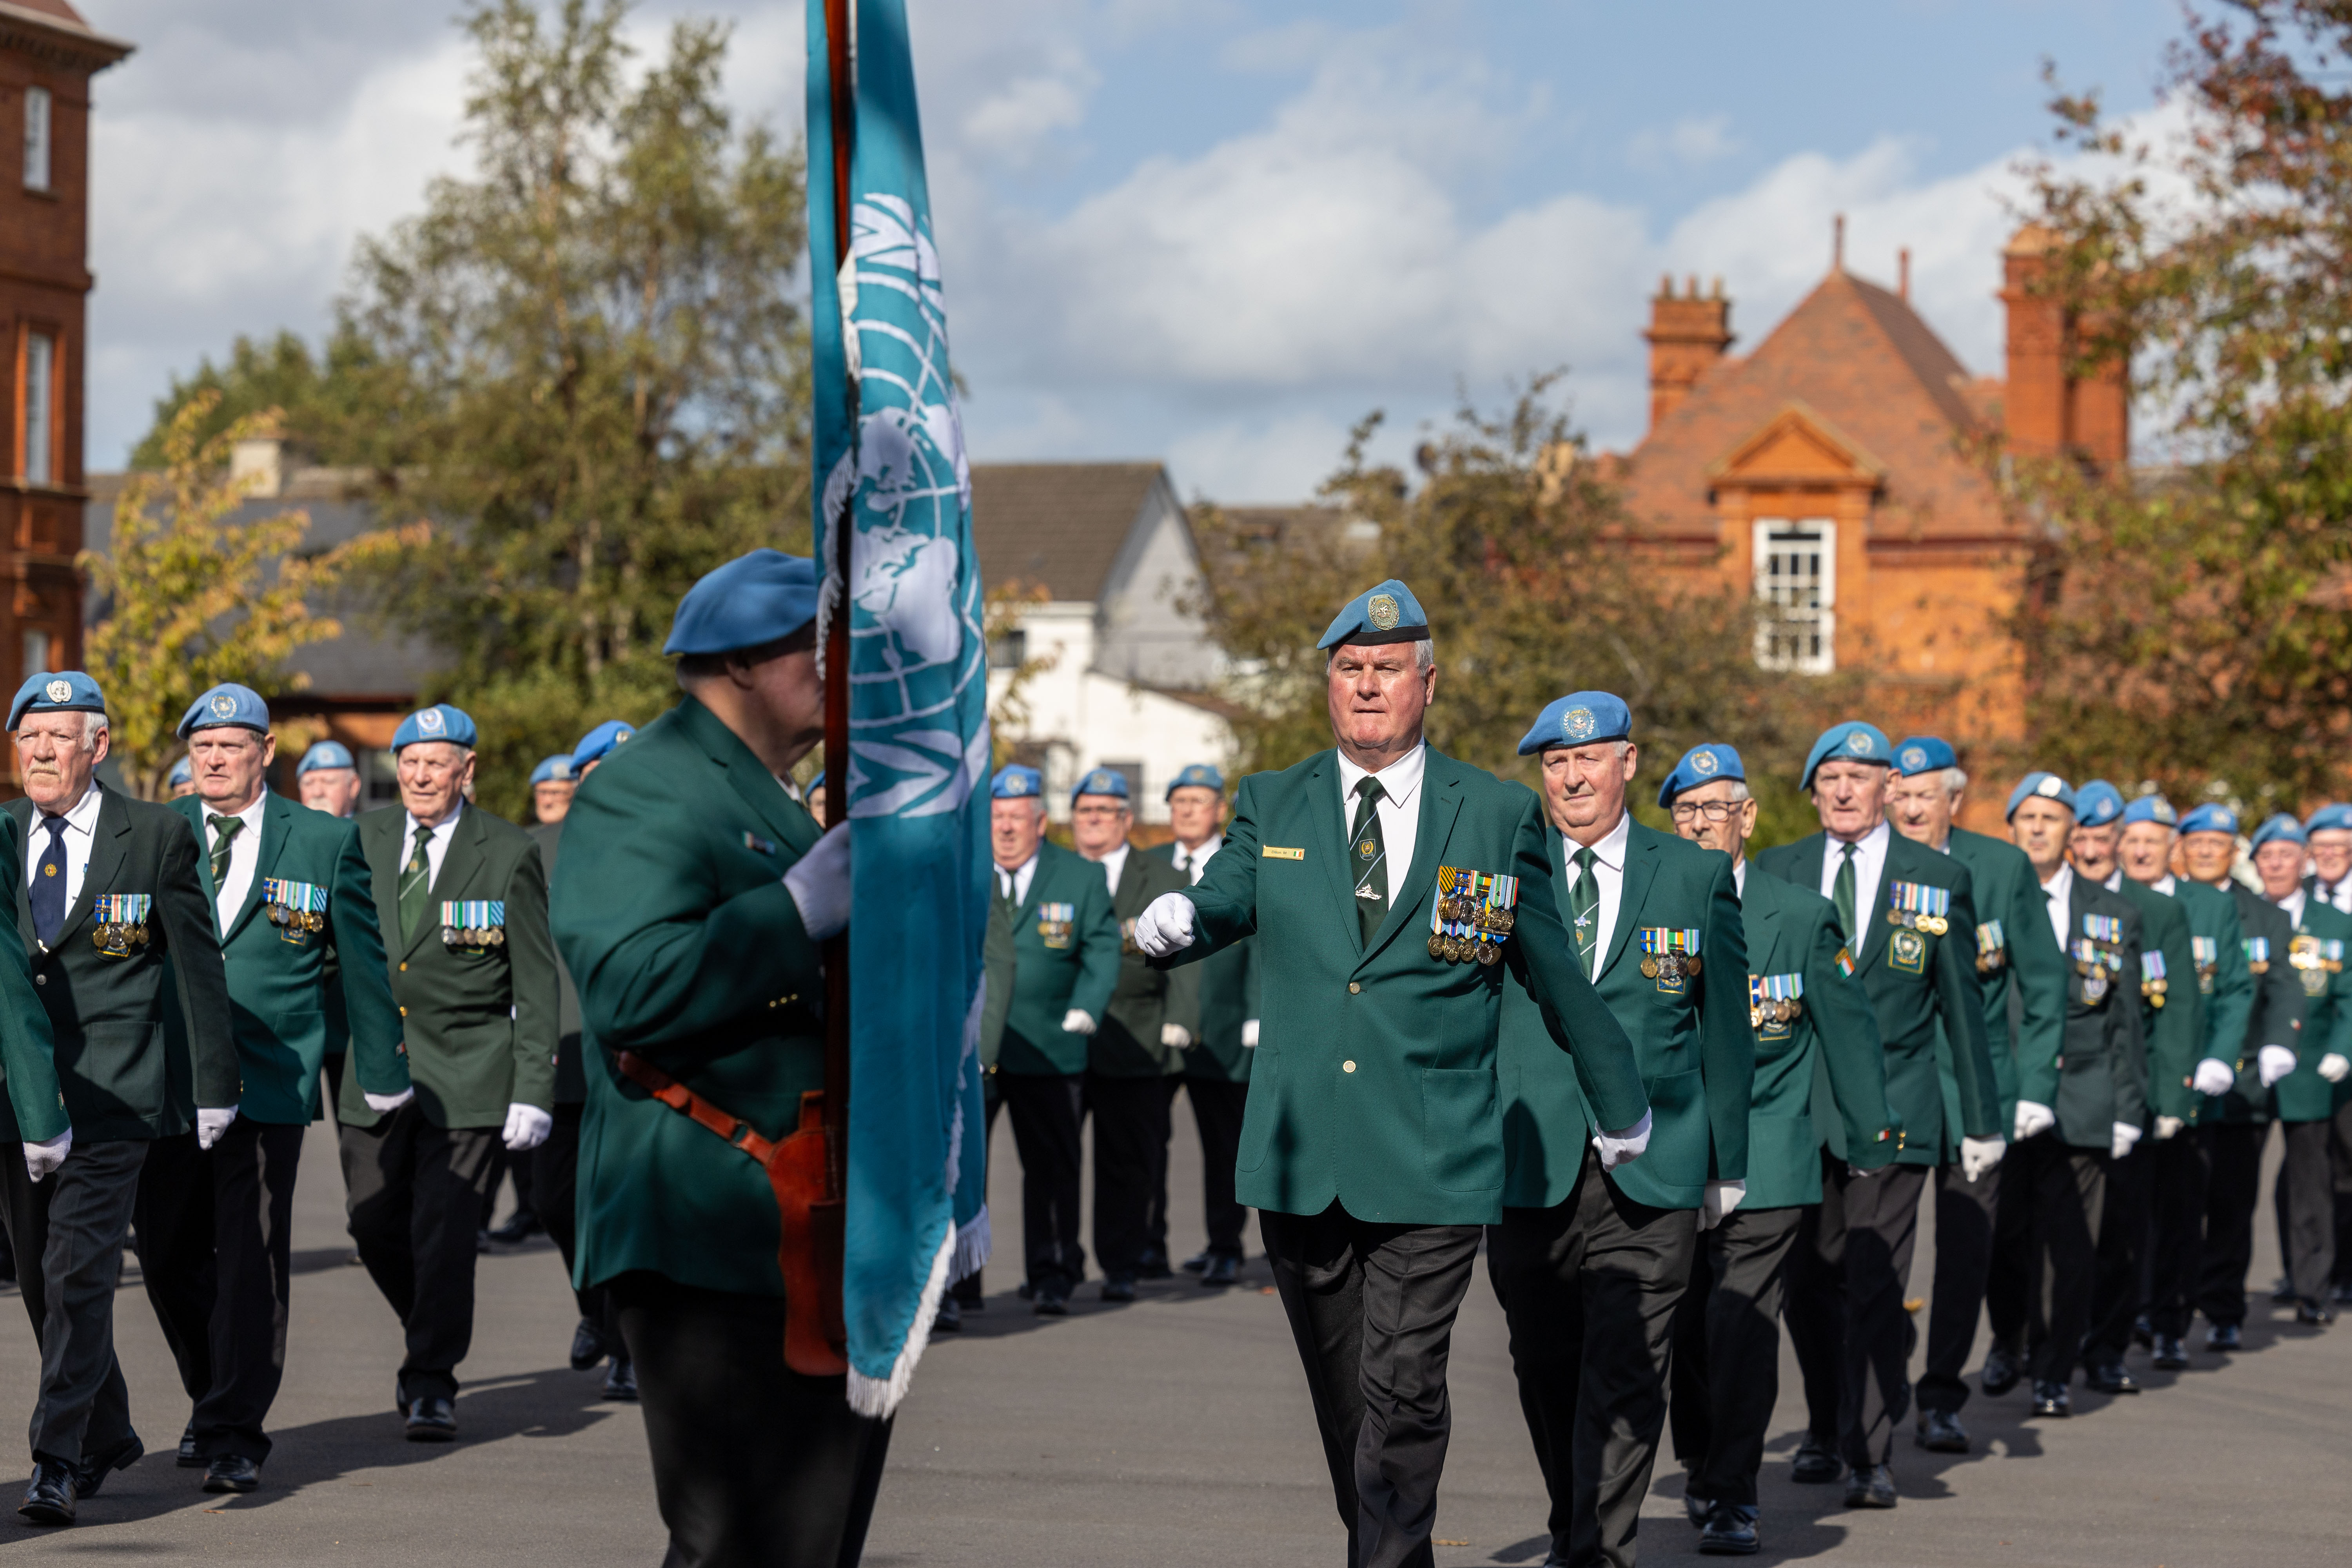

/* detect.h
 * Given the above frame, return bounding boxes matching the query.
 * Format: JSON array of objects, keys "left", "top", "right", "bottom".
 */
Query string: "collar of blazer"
[
  {"left": 31, "top": 782, "right": 134, "bottom": 951},
  {"left": 178, "top": 790, "right": 295, "bottom": 944},
  {"left": 1739, "top": 860, "right": 1789, "bottom": 975},
  {"left": 1596, "top": 817, "right": 1667, "bottom": 980},
  {"left": 1774, "top": 829, "right": 1894, "bottom": 975},
  {"left": 1305, "top": 745, "right": 1467, "bottom": 971},
  {"left": 677, "top": 696, "right": 819, "bottom": 863},
  {"left": 369, "top": 802, "right": 492, "bottom": 963}
]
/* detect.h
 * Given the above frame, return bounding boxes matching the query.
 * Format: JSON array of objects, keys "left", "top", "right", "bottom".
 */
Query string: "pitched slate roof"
[{"left": 971, "top": 462, "right": 1165, "bottom": 601}]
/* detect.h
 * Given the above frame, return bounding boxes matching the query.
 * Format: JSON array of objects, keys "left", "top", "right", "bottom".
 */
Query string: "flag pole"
[{"left": 821, "top": 0, "right": 855, "bottom": 1195}]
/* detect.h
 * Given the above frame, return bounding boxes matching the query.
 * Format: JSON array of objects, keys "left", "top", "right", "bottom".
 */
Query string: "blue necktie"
[{"left": 30, "top": 816, "right": 67, "bottom": 948}]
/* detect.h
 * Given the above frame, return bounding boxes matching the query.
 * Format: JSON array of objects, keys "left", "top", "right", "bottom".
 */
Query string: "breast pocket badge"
[
  {"left": 1036, "top": 902, "right": 1075, "bottom": 949},
  {"left": 1889, "top": 927, "right": 1928, "bottom": 975},
  {"left": 92, "top": 893, "right": 152, "bottom": 958},
  {"left": 441, "top": 900, "right": 506, "bottom": 956},
  {"left": 263, "top": 878, "right": 327, "bottom": 946}
]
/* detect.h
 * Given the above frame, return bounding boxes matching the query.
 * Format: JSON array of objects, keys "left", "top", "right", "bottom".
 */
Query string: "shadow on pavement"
[{"left": 939, "top": 1257, "right": 1278, "bottom": 1342}]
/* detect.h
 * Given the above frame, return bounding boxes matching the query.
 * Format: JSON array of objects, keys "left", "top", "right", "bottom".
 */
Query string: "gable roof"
[
  {"left": 971, "top": 462, "right": 1169, "bottom": 602},
  {"left": 1620, "top": 270, "right": 2009, "bottom": 540},
  {"left": 0, "top": 0, "right": 133, "bottom": 65}
]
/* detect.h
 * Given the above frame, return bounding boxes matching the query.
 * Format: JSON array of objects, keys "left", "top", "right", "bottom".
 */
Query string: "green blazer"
[
  {"left": 0, "top": 817, "right": 69, "bottom": 1144},
  {"left": 1499, "top": 818, "right": 1752, "bottom": 1211},
  {"left": 2025, "top": 873, "right": 2147, "bottom": 1147},
  {"left": 2107, "top": 875, "right": 2205, "bottom": 1125},
  {"left": 1090, "top": 848, "right": 1199, "bottom": 1080},
  {"left": 1754, "top": 827, "right": 2001, "bottom": 1166},
  {"left": 341, "top": 799, "right": 558, "bottom": 1130},
  {"left": 2204, "top": 882, "right": 2306, "bottom": 1125},
  {"left": 1931, "top": 828, "right": 2067, "bottom": 1151},
  {"left": 165, "top": 793, "right": 410, "bottom": 1125},
  {"left": 6, "top": 785, "right": 240, "bottom": 1141},
  {"left": 529, "top": 820, "right": 590, "bottom": 1105},
  {"left": 1169, "top": 746, "right": 1643, "bottom": 1227},
  {"left": 2172, "top": 878, "right": 2252, "bottom": 1128},
  {"left": 2271, "top": 895, "right": 2352, "bottom": 1124},
  {"left": 1151, "top": 840, "right": 1256, "bottom": 1084},
  {"left": 982, "top": 842, "right": 1121, "bottom": 1076},
  {"left": 1736, "top": 866, "right": 1896, "bottom": 1207},
  {"left": 548, "top": 697, "right": 829, "bottom": 1297}
]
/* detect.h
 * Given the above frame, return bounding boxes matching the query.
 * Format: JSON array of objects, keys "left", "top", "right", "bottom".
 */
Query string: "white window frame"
[
  {"left": 24, "top": 332, "right": 56, "bottom": 486},
  {"left": 24, "top": 86, "right": 51, "bottom": 193},
  {"left": 1753, "top": 517, "right": 1836, "bottom": 673}
]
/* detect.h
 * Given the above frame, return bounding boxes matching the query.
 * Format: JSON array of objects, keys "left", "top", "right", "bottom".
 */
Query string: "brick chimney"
[
  {"left": 1644, "top": 275, "right": 1733, "bottom": 433},
  {"left": 2000, "top": 224, "right": 2127, "bottom": 469}
]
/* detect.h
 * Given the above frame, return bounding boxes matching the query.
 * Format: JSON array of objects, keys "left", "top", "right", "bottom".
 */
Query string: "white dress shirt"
[
  {"left": 2042, "top": 861, "right": 2074, "bottom": 951},
  {"left": 1171, "top": 834, "right": 1223, "bottom": 886},
  {"left": 1733, "top": 858, "right": 1748, "bottom": 900},
  {"left": 24, "top": 782, "right": 104, "bottom": 926},
  {"left": 996, "top": 851, "right": 1040, "bottom": 907},
  {"left": 1089, "top": 842, "right": 1131, "bottom": 898},
  {"left": 2276, "top": 886, "right": 2308, "bottom": 928},
  {"left": 1335, "top": 743, "right": 1427, "bottom": 906},
  {"left": 1819, "top": 818, "right": 1892, "bottom": 949},
  {"left": 1562, "top": 810, "right": 1634, "bottom": 971},
  {"left": 202, "top": 793, "right": 269, "bottom": 932},
  {"left": 2315, "top": 875, "right": 2352, "bottom": 915},
  {"left": 401, "top": 802, "right": 465, "bottom": 892}
]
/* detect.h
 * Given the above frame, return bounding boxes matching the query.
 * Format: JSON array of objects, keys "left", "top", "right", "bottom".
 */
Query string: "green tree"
[{"left": 130, "top": 331, "right": 381, "bottom": 470}]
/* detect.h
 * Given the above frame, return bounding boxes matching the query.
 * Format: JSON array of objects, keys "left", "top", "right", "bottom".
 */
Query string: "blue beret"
[
  {"left": 167, "top": 757, "right": 192, "bottom": 787},
  {"left": 2305, "top": 803, "right": 2352, "bottom": 834},
  {"left": 1073, "top": 767, "right": 1131, "bottom": 803},
  {"left": 298, "top": 740, "right": 356, "bottom": 775},
  {"left": 664, "top": 548, "right": 820, "bottom": 657},
  {"left": 2252, "top": 811, "right": 2308, "bottom": 850},
  {"left": 1517, "top": 691, "right": 1632, "bottom": 756},
  {"left": 8, "top": 670, "right": 104, "bottom": 731},
  {"left": 992, "top": 764, "right": 1043, "bottom": 800},
  {"left": 1167, "top": 763, "right": 1225, "bottom": 798},
  {"left": 2006, "top": 771, "right": 2076, "bottom": 819},
  {"left": 392, "top": 703, "right": 477, "bottom": 751},
  {"left": 530, "top": 754, "right": 575, "bottom": 786},
  {"left": 2178, "top": 803, "right": 2239, "bottom": 836},
  {"left": 2074, "top": 779, "right": 2125, "bottom": 828},
  {"left": 1657, "top": 743, "right": 1744, "bottom": 808},
  {"left": 177, "top": 682, "right": 269, "bottom": 739},
  {"left": 2121, "top": 795, "right": 2177, "bottom": 827},
  {"left": 1892, "top": 736, "right": 1956, "bottom": 777},
  {"left": 1800, "top": 721, "right": 1891, "bottom": 791},
  {"left": 572, "top": 720, "right": 636, "bottom": 767},
  {"left": 1318, "top": 578, "right": 1430, "bottom": 650}
]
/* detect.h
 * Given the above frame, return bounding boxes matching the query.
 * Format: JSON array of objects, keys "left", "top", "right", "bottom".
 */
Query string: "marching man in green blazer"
[
  {"left": 164, "top": 684, "right": 411, "bottom": 1493},
  {"left": 1754, "top": 720, "right": 2003, "bottom": 1510},
  {"left": 1661, "top": 744, "right": 1895, "bottom": 1558},
  {"left": 1133, "top": 580, "right": 1645, "bottom": 1568},
  {"left": 342, "top": 702, "right": 557, "bottom": 1442},
  {"left": 1485, "top": 694, "right": 1753, "bottom": 1568}
]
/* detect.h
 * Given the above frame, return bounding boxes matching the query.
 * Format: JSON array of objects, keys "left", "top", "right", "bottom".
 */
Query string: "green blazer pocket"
[
  {"left": 1617, "top": 1065, "right": 1705, "bottom": 1206},
  {"left": 1423, "top": 1066, "right": 1502, "bottom": 1194},
  {"left": 1742, "top": 1111, "right": 1825, "bottom": 1210},
  {"left": 1237, "top": 1047, "right": 1278, "bottom": 1172}
]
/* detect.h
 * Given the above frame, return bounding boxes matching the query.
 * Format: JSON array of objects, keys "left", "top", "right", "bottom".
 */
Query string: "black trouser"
[
  {"left": 1917, "top": 1156, "right": 2000, "bottom": 1415},
  {"left": 1001, "top": 1071, "right": 1085, "bottom": 1290},
  {"left": 1261, "top": 1204, "right": 1480, "bottom": 1568},
  {"left": 1488, "top": 1146, "right": 1699, "bottom": 1568},
  {"left": 339, "top": 1106, "right": 499, "bottom": 1401},
  {"left": 534, "top": 1100, "right": 614, "bottom": 1341},
  {"left": 2147, "top": 1129, "right": 2210, "bottom": 1338},
  {"left": 0, "top": 1136, "right": 146, "bottom": 1466},
  {"left": 609, "top": 1270, "right": 893, "bottom": 1568},
  {"left": 193, "top": 1119, "right": 305, "bottom": 1463},
  {"left": 2277, "top": 1120, "right": 2337, "bottom": 1306},
  {"left": 2197, "top": 1121, "right": 2267, "bottom": 1329},
  {"left": 1784, "top": 1153, "right": 1928, "bottom": 1470},
  {"left": 1670, "top": 1203, "right": 1802, "bottom": 1509},
  {"left": 1185, "top": 1076, "right": 1250, "bottom": 1259},
  {"left": 1985, "top": 1133, "right": 2105, "bottom": 1385},
  {"left": 322, "top": 1049, "right": 344, "bottom": 1118},
  {"left": 132, "top": 1128, "right": 216, "bottom": 1404},
  {"left": 2331, "top": 1098, "right": 2352, "bottom": 1290},
  {"left": 1146, "top": 1076, "right": 1181, "bottom": 1262},
  {"left": 1085, "top": 1072, "right": 1164, "bottom": 1282},
  {"left": 2088, "top": 1132, "right": 2157, "bottom": 1358}
]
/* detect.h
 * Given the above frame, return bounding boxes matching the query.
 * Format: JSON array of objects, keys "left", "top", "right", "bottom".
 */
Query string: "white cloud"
[{"left": 1629, "top": 113, "right": 1740, "bottom": 172}]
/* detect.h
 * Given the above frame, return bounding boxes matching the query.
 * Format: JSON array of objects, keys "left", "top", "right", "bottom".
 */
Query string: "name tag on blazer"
[
  {"left": 442, "top": 900, "right": 506, "bottom": 955},
  {"left": 1261, "top": 846, "right": 1305, "bottom": 860},
  {"left": 263, "top": 878, "right": 327, "bottom": 945}
]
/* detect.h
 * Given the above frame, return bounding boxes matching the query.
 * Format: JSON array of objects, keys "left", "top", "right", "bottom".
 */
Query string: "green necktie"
[
  {"left": 206, "top": 814, "right": 242, "bottom": 891},
  {"left": 1568, "top": 845, "right": 1600, "bottom": 978},
  {"left": 1350, "top": 776, "right": 1388, "bottom": 942},
  {"left": 400, "top": 823, "right": 435, "bottom": 945},
  {"left": 1833, "top": 841, "right": 1858, "bottom": 944}
]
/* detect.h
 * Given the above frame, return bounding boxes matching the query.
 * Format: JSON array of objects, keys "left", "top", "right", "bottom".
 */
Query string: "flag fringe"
[
  {"left": 951, "top": 1203, "right": 990, "bottom": 1282},
  {"left": 846, "top": 1218, "right": 956, "bottom": 1419}
]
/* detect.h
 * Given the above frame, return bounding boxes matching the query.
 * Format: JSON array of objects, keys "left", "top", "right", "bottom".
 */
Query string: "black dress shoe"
[
  {"left": 601, "top": 1355, "right": 638, "bottom": 1402},
  {"left": 1790, "top": 1438, "right": 1843, "bottom": 1484},
  {"left": 1180, "top": 1250, "right": 1210, "bottom": 1274},
  {"left": 2297, "top": 1301, "right": 2336, "bottom": 1325},
  {"left": 2206, "top": 1322, "right": 2242, "bottom": 1351},
  {"left": 1683, "top": 1488, "right": 1713, "bottom": 1528},
  {"left": 2271, "top": 1274, "right": 2298, "bottom": 1303},
  {"left": 1016, "top": 1281, "right": 1036, "bottom": 1302},
  {"left": 1698, "top": 1501, "right": 1760, "bottom": 1555},
  {"left": 1843, "top": 1463, "right": 1898, "bottom": 1508},
  {"left": 569, "top": 1318, "right": 607, "bottom": 1371},
  {"left": 931, "top": 1295, "right": 962, "bottom": 1334},
  {"left": 1100, "top": 1275, "right": 1137, "bottom": 1303},
  {"left": 1135, "top": 1249, "right": 1173, "bottom": 1282},
  {"left": 953, "top": 1274, "right": 985, "bottom": 1309},
  {"left": 2029, "top": 1380, "right": 2071, "bottom": 1417},
  {"left": 404, "top": 1396, "right": 457, "bottom": 1442},
  {"left": 18, "top": 1461, "right": 75, "bottom": 1526},
  {"left": 1202, "top": 1253, "right": 1240, "bottom": 1287},
  {"left": 72, "top": 1434, "right": 143, "bottom": 1498},
  {"left": 2083, "top": 1357, "right": 2140, "bottom": 1394},
  {"left": 1980, "top": 1345, "right": 2022, "bottom": 1396},
  {"left": 2151, "top": 1334, "right": 2189, "bottom": 1370},
  {"left": 2131, "top": 1313, "right": 2155, "bottom": 1350},
  {"left": 1033, "top": 1285, "right": 1069, "bottom": 1317},
  {"left": 474, "top": 1228, "right": 493, "bottom": 1255},
  {"left": 488, "top": 1208, "right": 543, "bottom": 1245},
  {"left": 1915, "top": 1408, "right": 1969, "bottom": 1452},
  {"left": 177, "top": 1423, "right": 203, "bottom": 1468},
  {"left": 201, "top": 1455, "right": 261, "bottom": 1494},
  {"left": 2335, "top": 1281, "right": 2352, "bottom": 1305}
]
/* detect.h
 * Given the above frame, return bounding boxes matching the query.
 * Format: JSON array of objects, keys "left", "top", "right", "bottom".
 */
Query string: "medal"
[
  {"left": 1641, "top": 956, "right": 1659, "bottom": 979},
  {"left": 1429, "top": 867, "right": 1518, "bottom": 964},
  {"left": 2083, "top": 968, "right": 2109, "bottom": 1004}
]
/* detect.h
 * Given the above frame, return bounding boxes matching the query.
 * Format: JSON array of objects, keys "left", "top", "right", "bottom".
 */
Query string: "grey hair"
[
  {"left": 73, "top": 713, "right": 106, "bottom": 754},
  {"left": 1724, "top": 779, "right": 1751, "bottom": 802},
  {"left": 1937, "top": 766, "right": 1969, "bottom": 797},
  {"left": 1327, "top": 638, "right": 1435, "bottom": 675}
]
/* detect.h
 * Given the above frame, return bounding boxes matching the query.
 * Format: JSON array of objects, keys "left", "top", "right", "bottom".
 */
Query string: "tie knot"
[
  {"left": 1354, "top": 776, "right": 1385, "bottom": 804},
  {"left": 40, "top": 815, "right": 65, "bottom": 840},
  {"left": 1573, "top": 846, "right": 1596, "bottom": 871},
  {"left": 1840, "top": 841, "right": 1858, "bottom": 862},
  {"left": 209, "top": 814, "right": 241, "bottom": 838}
]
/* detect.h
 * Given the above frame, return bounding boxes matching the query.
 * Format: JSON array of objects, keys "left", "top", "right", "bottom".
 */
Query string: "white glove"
[
  {"left": 2014, "top": 1100, "right": 2056, "bottom": 1142},
  {"left": 1959, "top": 1134, "right": 2007, "bottom": 1183},
  {"left": 1060, "top": 1009, "right": 1097, "bottom": 1036},
  {"left": 2257, "top": 1044, "right": 2298, "bottom": 1088},
  {"left": 2111, "top": 1121, "right": 2143, "bottom": 1159},
  {"left": 1699, "top": 1178, "right": 1746, "bottom": 1231},
  {"left": 1134, "top": 893, "right": 1198, "bottom": 958},
  {"left": 783, "top": 823, "right": 852, "bottom": 942},
  {"left": 362, "top": 1087, "right": 416, "bottom": 1114},
  {"left": 22, "top": 1129, "right": 69, "bottom": 1183},
  {"left": 1160, "top": 1023, "right": 1194, "bottom": 1050},
  {"left": 2155, "top": 1114, "right": 2184, "bottom": 1140},
  {"left": 196, "top": 1106, "right": 239, "bottom": 1151},
  {"left": 2321, "top": 1053, "right": 2352, "bottom": 1084},
  {"left": 1240, "top": 1019, "right": 1260, "bottom": 1049},
  {"left": 2192, "top": 1058, "right": 2237, "bottom": 1097},
  {"left": 502, "top": 1102, "right": 554, "bottom": 1151},
  {"left": 1592, "top": 1108, "right": 1652, "bottom": 1171}
]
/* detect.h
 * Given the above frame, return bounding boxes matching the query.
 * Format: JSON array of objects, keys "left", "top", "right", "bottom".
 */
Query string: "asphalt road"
[{"left": 0, "top": 1114, "right": 2338, "bottom": 1566}]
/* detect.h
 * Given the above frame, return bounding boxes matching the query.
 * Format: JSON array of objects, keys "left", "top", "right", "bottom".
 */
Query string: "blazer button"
[
  {"left": 399, "top": 962, "right": 408, "bottom": 972},
  {"left": 399, "top": 1006, "right": 408, "bottom": 1017},
  {"left": 1343, "top": 1060, "right": 1357, "bottom": 1073},
  {"left": 1348, "top": 982, "right": 1361, "bottom": 994},
  {"left": 33, "top": 975, "right": 43, "bottom": 986}
]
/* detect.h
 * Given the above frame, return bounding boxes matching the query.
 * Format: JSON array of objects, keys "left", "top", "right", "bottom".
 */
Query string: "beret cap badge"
[
  {"left": 210, "top": 692, "right": 236, "bottom": 717},
  {"left": 1846, "top": 731, "right": 1875, "bottom": 755},
  {"left": 1690, "top": 750, "right": 1718, "bottom": 775},
  {"left": 43, "top": 680, "right": 69, "bottom": 704},
  {"left": 1562, "top": 707, "right": 1596, "bottom": 742},
  {"left": 1367, "top": 594, "right": 1401, "bottom": 632},
  {"left": 1900, "top": 746, "right": 1926, "bottom": 771},
  {"left": 419, "top": 709, "right": 445, "bottom": 735}
]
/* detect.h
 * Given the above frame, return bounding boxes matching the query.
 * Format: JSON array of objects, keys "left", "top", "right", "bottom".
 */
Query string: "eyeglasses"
[
  {"left": 1668, "top": 800, "right": 1740, "bottom": 823},
  {"left": 1071, "top": 805, "right": 1127, "bottom": 820}
]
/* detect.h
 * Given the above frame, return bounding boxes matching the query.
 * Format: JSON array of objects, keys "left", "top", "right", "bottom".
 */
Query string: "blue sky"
[{"left": 81, "top": 0, "right": 2181, "bottom": 498}]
